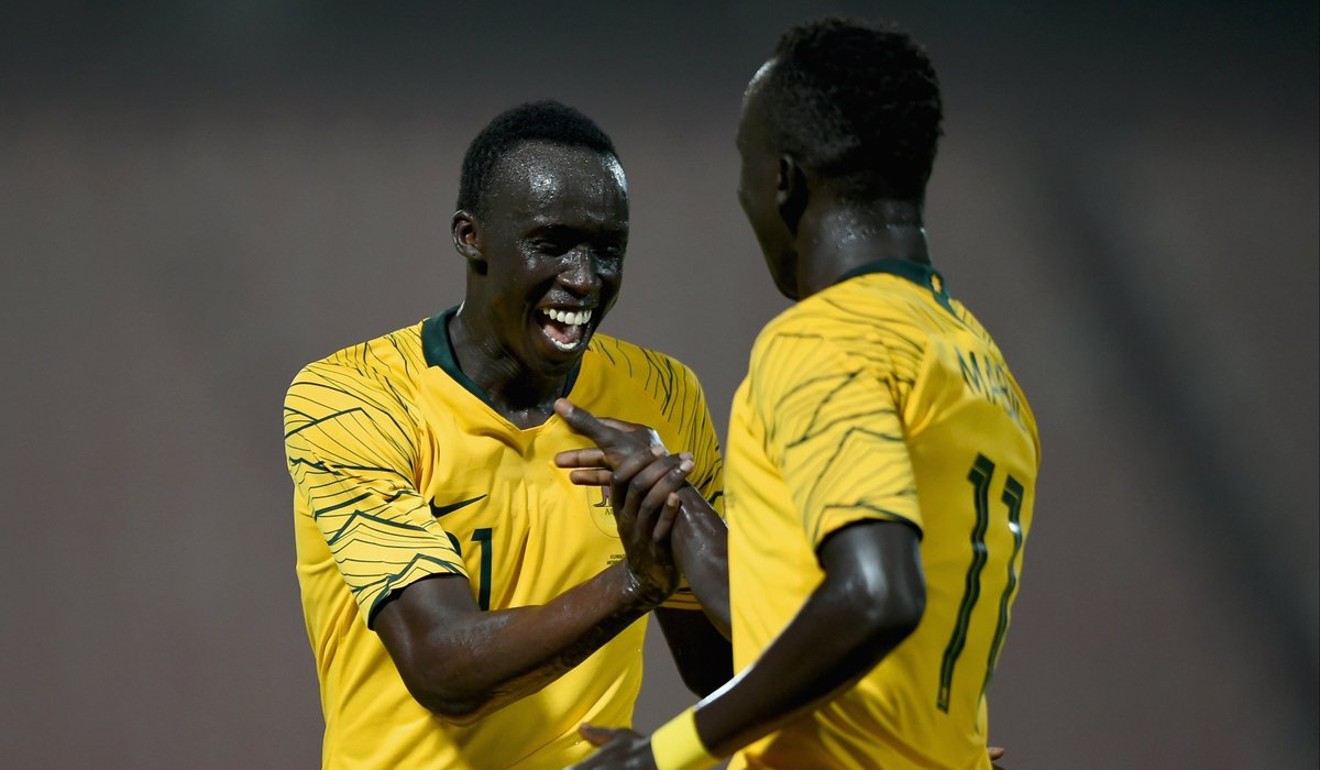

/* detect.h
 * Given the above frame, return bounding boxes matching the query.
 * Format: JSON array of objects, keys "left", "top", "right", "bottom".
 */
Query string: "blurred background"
[{"left": 1, "top": 1, "right": 1315, "bottom": 768}]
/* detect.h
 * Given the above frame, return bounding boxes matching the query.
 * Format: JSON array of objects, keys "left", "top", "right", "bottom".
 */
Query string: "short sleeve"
[
  {"left": 750, "top": 324, "right": 922, "bottom": 550},
  {"left": 284, "top": 360, "right": 467, "bottom": 626}
]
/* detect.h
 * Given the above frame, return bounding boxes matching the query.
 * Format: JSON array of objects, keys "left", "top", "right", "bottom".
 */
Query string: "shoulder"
[
  {"left": 286, "top": 321, "right": 428, "bottom": 410},
  {"left": 749, "top": 291, "right": 875, "bottom": 364},
  {"left": 283, "top": 323, "right": 430, "bottom": 465},
  {"left": 579, "top": 334, "right": 714, "bottom": 440},
  {"left": 753, "top": 297, "right": 827, "bottom": 348},
  {"left": 748, "top": 283, "right": 935, "bottom": 393},
  {"left": 946, "top": 296, "right": 997, "bottom": 346},
  {"left": 584, "top": 333, "right": 705, "bottom": 394}
]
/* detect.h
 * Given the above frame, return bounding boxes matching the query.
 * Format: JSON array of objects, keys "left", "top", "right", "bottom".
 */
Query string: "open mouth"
[{"left": 536, "top": 307, "right": 594, "bottom": 352}]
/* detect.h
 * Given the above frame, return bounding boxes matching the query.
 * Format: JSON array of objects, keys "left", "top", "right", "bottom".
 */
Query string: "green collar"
[
  {"left": 832, "top": 258, "right": 955, "bottom": 314},
  {"left": 421, "top": 306, "right": 582, "bottom": 409}
]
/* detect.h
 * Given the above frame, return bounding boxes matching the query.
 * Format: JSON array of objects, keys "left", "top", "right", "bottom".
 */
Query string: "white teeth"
[{"left": 543, "top": 308, "right": 592, "bottom": 326}]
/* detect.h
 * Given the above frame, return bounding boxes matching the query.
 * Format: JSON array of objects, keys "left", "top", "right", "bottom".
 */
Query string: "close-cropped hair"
[
  {"left": 762, "top": 17, "right": 943, "bottom": 202},
  {"left": 457, "top": 100, "right": 619, "bottom": 215}
]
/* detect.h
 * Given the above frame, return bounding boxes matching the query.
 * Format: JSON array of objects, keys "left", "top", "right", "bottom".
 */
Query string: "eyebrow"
[{"left": 527, "top": 222, "right": 626, "bottom": 239}]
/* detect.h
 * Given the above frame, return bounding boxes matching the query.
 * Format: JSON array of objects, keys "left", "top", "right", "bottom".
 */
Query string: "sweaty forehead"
[{"left": 488, "top": 141, "right": 627, "bottom": 214}]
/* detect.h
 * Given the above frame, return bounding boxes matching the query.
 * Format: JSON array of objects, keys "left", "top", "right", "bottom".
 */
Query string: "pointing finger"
[
  {"left": 555, "top": 447, "right": 607, "bottom": 469},
  {"left": 554, "top": 399, "right": 610, "bottom": 442},
  {"left": 568, "top": 469, "right": 612, "bottom": 487}
]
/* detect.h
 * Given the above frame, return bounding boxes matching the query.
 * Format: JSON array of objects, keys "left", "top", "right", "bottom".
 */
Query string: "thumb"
[
  {"left": 578, "top": 722, "right": 615, "bottom": 747},
  {"left": 555, "top": 398, "right": 605, "bottom": 440}
]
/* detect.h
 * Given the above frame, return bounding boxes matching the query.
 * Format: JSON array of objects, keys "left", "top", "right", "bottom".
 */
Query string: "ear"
[
  {"left": 776, "top": 154, "right": 808, "bottom": 235},
  {"left": 451, "top": 210, "right": 485, "bottom": 268}
]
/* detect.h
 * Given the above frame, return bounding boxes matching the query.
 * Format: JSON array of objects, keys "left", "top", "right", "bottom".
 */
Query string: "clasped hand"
[{"left": 554, "top": 398, "right": 692, "bottom": 607}]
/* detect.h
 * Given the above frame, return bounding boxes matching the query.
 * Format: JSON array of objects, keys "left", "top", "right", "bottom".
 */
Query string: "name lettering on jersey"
[{"left": 956, "top": 348, "right": 1025, "bottom": 430}]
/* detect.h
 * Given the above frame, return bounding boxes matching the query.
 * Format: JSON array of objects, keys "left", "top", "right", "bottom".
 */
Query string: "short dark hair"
[
  {"left": 759, "top": 17, "right": 943, "bottom": 202},
  {"left": 457, "top": 100, "right": 619, "bottom": 215}
]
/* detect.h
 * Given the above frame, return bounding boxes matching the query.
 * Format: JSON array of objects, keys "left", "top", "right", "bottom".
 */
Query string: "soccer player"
[
  {"left": 282, "top": 100, "right": 731, "bottom": 770},
  {"left": 558, "top": 17, "right": 1039, "bottom": 770}
]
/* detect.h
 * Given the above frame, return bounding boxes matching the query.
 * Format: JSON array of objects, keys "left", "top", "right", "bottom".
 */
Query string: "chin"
[
  {"left": 762, "top": 248, "right": 800, "bottom": 300},
  {"left": 769, "top": 269, "right": 800, "bottom": 301},
  {"left": 527, "top": 335, "right": 592, "bottom": 376}
]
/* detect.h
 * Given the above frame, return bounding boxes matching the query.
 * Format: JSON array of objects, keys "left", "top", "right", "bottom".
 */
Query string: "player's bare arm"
[
  {"left": 372, "top": 449, "right": 692, "bottom": 723},
  {"left": 555, "top": 399, "right": 732, "bottom": 636},
  {"left": 555, "top": 398, "right": 734, "bottom": 695},
  {"left": 567, "top": 520, "right": 925, "bottom": 768}
]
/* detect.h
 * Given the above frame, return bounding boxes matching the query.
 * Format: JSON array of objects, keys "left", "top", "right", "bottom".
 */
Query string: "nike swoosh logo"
[{"left": 429, "top": 494, "right": 487, "bottom": 518}]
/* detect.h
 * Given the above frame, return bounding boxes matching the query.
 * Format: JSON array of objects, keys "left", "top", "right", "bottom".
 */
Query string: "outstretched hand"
[
  {"left": 554, "top": 399, "right": 666, "bottom": 482},
  {"left": 555, "top": 399, "right": 691, "bottom": 604}
]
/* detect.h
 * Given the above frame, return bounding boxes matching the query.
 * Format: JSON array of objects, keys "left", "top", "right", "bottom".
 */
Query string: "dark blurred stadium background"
[{"left": 1, "top": 2, "right": 1315, "bottom": 768}]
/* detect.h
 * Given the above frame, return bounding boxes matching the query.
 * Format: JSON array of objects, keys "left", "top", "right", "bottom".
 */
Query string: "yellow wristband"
[{"left": 650, "top": 707, "right": 719, "bottom": 770}]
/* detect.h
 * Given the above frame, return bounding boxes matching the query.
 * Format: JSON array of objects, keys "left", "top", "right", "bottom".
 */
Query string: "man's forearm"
[
  {"left": 670, "top": 485, "right": 731, "bottom": 637},
  {"left": 692, "top": 578, "right": 898, "bottom": 755},
  {"left": 688, "top": 521, "right": 924, "bottom": 757},
  {"left": 379, "top": 561, "right": 659, "bottom": 722}
]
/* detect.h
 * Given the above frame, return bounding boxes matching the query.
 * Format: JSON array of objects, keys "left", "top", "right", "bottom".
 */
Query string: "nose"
[{"left": 558, "top": 249, "right": 602, "bottom": 295}]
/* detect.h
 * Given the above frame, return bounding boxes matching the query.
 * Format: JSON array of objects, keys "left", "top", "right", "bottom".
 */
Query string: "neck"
[
  {"left": 447, "top": 306, "right": 568, "bottom": 427},
  {"left": 797, "top": 199, "right": 930, "bottom": 297}
]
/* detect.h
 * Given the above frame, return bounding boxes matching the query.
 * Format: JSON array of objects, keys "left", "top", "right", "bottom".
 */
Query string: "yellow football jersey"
[
  {"left": 284, "top": 307, "right": 723, "bottom": 770},
  {"left": 725, "top": 261, "right": 1039, "bottom": 770}
]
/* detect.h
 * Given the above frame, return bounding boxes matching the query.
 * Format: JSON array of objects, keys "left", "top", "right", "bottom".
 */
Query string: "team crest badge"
[{"left": 588, "top": 485, "right": 619, "bottom": 538}]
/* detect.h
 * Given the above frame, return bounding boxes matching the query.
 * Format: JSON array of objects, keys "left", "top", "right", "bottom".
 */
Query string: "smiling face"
[{"left": 457, "top": 141, "right": 629, "bottom": 380}]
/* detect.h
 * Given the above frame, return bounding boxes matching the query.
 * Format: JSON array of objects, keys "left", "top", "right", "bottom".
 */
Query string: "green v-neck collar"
[{"left": 421, "top": 306, "right": 582, "bottom": 410}]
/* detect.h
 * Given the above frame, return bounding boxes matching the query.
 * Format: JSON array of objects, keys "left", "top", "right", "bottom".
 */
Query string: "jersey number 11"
[{"left": 937, "top": 454, "right": 1025, "bottom": 713}]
